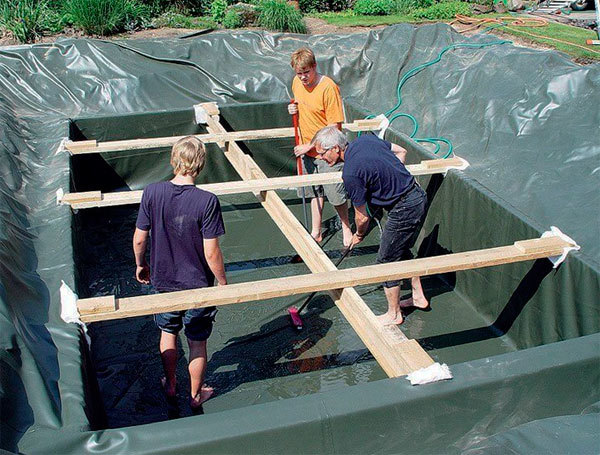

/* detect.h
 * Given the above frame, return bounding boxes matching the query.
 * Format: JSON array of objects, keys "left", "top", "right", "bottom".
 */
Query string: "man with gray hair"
[{"left": 312, "top": 126, "right": 429, "bottom": 325}]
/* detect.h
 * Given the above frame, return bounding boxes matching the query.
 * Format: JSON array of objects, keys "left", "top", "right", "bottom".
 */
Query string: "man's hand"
[
  {"left": 391, "top": 143, "right": 407, "bottom": 163},
  {"left": 288, "top": 102, "right": 298, "bottom": 115},
  {"left": 351, "top": 204, "right": 370, "bottom": 249},
  {"left": 136, "top": 264, "right": 150, "bottom": 284},
  {"left": 294, "top": 143, "right": 313, "bottom": 157},
  {"left": 350, "top": 233, "right": 364, "bottom": 249}
]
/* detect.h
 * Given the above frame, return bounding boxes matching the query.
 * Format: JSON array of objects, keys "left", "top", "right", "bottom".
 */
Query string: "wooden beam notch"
[
  {"left": 60, "top": 191, "right": 102, "bottom": 205},
  {"left": 198, "top": 102, "right": 220, "bottom": 117},
  {"left": 514, "top": 236, "right": 573, "bottom": 254},
  {"left": 421, "top": 157, "right": 465, "bottom": 170},
  {"left": 65, "top": 140, "right": 98, "bottom": 154}
]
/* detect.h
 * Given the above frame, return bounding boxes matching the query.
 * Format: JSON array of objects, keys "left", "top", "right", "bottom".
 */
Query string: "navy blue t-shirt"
[
  {"left": 136, "top": 181, "right": 225, "bottom": 292},
  {"left": 342, "top": 134, "right": 414, "bottom": 208}
]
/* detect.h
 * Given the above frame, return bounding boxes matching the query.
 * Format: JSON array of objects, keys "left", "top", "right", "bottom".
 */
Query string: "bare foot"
[
  {"left": 311, "top": 230, "right": 323, "bottom": 243},
  {"left": 342, "top": 227, "right": 353, "bottom": 248},
  {"left": 388, "top": 313, "right": 405, "bottom": 325},
  {"left": 377, "top": 312, "right": 404, "bottom": 325},
  {"left": 161, "top": 376, "right": 176, "bottom": 399},
  {"left": 190, "top": 385, "right": 214, "bottom": 409},
  {"left": 399, "top": 297, "right": 430, "bottom": 310},
  {"left": 377, "top": 313, "right": 393, "bottom": 324}
]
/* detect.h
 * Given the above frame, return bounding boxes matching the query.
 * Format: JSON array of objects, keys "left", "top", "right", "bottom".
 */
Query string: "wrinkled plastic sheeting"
[
  {"left": 0, "top": 24, "right": 599, "bottom": 454},
  {"left": 0, "top": 26, "right": 597, "bottom": 260},
  {"left": 463, "top": 406, "right": 600, "bottom": 455}
]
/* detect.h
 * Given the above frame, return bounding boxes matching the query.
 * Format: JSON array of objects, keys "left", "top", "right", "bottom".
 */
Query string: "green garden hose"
[{"left": 363, "top": 39, "right": 511, "bottom": 159}]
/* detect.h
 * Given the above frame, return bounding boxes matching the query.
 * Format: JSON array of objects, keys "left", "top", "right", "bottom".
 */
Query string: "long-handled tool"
[
  {"left": 291, "top": 99, "right": 309, "bottom": 230},
  {"left": 287, "top": 206, "right": 383, "bottom": 329},
  {"left": 287, "top": 245, "right": 354, "bottom": 330}
]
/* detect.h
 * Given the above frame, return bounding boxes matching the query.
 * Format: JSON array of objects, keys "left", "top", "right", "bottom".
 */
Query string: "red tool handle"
[{"left": 291, "top": 98, "right": 302, "bottom": 176}]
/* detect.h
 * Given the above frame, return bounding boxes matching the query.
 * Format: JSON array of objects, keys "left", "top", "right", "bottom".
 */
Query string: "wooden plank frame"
[
  {"left": 199, "top": 105, "right": 435, "bottom": 376},
  {"left": 78, "top": 235, "right": 573, "bottom": 323},
  {"left": 73, "top": 102, "right": 573, "bottom": 379},
  {"left": 59, "top": 157, "right": 468, "bottom": 209},
  {"left": 65, "top": 118, "right": 384, "bottom": 155}
]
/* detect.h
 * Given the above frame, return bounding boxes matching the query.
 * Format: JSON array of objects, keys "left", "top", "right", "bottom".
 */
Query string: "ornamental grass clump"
[
  {"left": 258, "top": 0, "right": 306, "bottom": 33},
  {"left": 64, "top": 0, "right": 150, "bottom": 35},
  {"left": 0, "top": 0, "right": 59, "bottom": 43}
]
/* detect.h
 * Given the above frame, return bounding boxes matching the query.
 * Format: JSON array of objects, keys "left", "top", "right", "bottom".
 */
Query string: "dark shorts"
[
  {"left": 154, "top": 300, "right": 217, "bottom": 342},
  {"left": 376, "top": 183, "right": 427, "bottom": 288}
]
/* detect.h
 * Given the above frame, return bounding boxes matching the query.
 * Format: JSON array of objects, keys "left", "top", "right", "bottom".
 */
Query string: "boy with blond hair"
[
  {"left": 133, "top": 136, "right": 227, "bottom": 412},
  {"left": 288, "top": 47, "right": 352, "bottom": 247}
]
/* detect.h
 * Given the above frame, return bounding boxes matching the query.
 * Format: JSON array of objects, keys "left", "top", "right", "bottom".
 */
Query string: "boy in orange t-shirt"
[{"left": 288, "top": 47, "right": 352, "bottom": 247}]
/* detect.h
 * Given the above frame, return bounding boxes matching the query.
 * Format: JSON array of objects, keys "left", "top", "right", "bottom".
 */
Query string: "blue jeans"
[{"left": 375, "top": 183, "right": 427, "bottom": 288}]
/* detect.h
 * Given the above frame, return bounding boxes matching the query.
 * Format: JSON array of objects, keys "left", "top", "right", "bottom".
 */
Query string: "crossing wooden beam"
[
  {"left": 65, "top": 118, "right": 384, "bottom": 155},
  {"left": 201, "top": 105, "right": 435, "bottom": 377},
  {"left": 60, "top": 157, "right": 467, "bottom": 209},
  {"left": 79, "top": 235, "right": 573, "bottom": 324}
]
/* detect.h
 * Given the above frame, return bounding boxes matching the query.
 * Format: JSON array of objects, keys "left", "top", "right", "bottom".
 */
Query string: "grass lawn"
[
  {"left": 313, "top": 11, "right": 417, "bottom": 26},
  {"left": 314, "top": 11, "right": 600, "bottom": 62},
  {"left": 485, "top": 17, "right": 599, "bottom": 62}
]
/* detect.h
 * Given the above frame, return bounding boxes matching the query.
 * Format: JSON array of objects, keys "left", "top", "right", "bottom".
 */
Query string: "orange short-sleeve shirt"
[{"left": 292, "top": 75, "right": 344, "bottom": 158}]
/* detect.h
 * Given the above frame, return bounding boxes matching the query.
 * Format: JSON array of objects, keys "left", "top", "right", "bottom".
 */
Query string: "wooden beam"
[
  {"left": 66, "top": 140, "right": 97, "bottom": 152},
  {"left": 65, "top": 119, "right": 384, "bottom": 155},
  {"left": 80, "top": 295, "right": 116, "bottom": 315},
  {"left": 60, "top": 157, "right": 469, "bottom": 209},
  {"left": 202, "top": 110, "right": 431, "bottom": 377},
  {"left": 60, "top": 190, "right": 102, "bottom": 205},
  {"left": 79, "top": 235, "right": 572, "bottom": 323},
  {"left": 198, "top": 103, "right": 220, "bottom": 116}
]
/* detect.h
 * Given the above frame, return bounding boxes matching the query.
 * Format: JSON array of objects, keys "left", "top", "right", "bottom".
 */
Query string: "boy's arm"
[
  {"left": 203, "top": 237, "right": 227, "bottom": 286},
  {"left": 391, "top": 143, "right": 408, "bottom": 163},
  {"left": 133, "top": 228, "right": 150, "bottom": 284},
  {"left": 325, "top": 82, "right": 344, "bottom": 128}
]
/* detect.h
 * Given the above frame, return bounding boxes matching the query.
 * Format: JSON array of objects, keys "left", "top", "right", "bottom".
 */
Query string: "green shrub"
[
  {"left": 64, "top": 0, "right": 151, "bottom": 35},
  {"left": 210, "top": 0, "right": 228, "bottom": 21},
  {"left": 222, "top": 8, "right": 242, "bottom": 26},
  {"left": 226, "top": 3, "right": 258, "bottom": 26},
  {"left": 298, "top": 0, "right": 348, "bottom": 12},
  {"left": 257, "top": 0, "right": 306, "bottom": 33},
  {"left": 298, "top": 0, "right": 321, "bottom": 12},
  {"left": 151, "top": 10, "right": 217, "bottom": 27},
  {"left": 394, "top": 0, "right": 432, "bottom": 13},
  {"left": 139, "top": 0, "right": 208, "bottom": 15},
  {"left": 353, "top": 0, "right": 395, "bottom": 15},
  {"left": 0, "top": 0, "right": 58, "bottom": 43},
  {"left": 411, "top": 0, "right": 471, "bottom": 19},
  {"left": 329, "top": 0, "right": 348, "bottom": 11}
]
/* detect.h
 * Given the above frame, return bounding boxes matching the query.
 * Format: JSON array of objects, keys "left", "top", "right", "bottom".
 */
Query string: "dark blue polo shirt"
[
  {"left": 136, "top": 181, "right": 225, "bottom": 292},
  {"left": 342, "top": 134, "right": 415, "bottom": 208}
]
